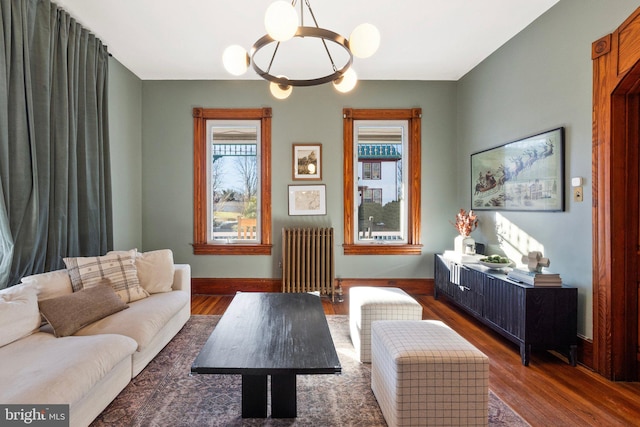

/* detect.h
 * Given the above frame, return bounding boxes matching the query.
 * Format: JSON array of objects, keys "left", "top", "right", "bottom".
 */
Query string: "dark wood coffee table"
[{"left": 191, "top": 292, "right": 341, "bottom": 418}]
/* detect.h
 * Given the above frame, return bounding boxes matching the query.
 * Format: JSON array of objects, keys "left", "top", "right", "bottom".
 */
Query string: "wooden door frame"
[{"left": 592, "top": 6, "right": 640, "bottom": 381}]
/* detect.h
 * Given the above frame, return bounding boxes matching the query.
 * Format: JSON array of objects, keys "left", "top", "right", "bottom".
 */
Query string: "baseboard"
[
  {"left": 192, "top": 278, "right": 280, "bottom": 294},
  {"left": 335, "top": 278, "right": 433, "bottom": 296},
  {"left": 578, "top": 336, "right": 593, "bottom": 369},
  {"left": 192, "top": 277, "right": 434, "bottom": 296}
]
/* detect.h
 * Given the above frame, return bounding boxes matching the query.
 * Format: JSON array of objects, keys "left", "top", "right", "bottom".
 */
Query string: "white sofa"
[{"left": 0, "top": 249, "right": 191, "bottom": 427}]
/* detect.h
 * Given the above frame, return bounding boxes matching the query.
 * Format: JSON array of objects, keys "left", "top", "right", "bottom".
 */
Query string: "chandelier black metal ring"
[
  {"left": 250, "top": 26, "right": 353, "bottom": 87},
  {"left": 221, "top": 0, "right": 379, "bottom": 98}
]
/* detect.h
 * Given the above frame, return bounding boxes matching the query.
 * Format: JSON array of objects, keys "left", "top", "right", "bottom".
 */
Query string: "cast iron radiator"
[{"left": 281, "top": 227, "right": 335, "bottom": 301}]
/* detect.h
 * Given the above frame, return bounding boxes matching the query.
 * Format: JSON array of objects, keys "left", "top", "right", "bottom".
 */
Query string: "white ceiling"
[{"left": 52, "top": 0, "right": 559, "bottom": 81}]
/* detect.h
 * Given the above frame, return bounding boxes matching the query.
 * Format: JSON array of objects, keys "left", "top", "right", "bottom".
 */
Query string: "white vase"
[{"left": 454, "top": 235, "right": 475, "bottom": 254}]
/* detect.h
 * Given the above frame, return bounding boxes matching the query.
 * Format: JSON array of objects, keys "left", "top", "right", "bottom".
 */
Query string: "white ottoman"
[
  {"left": 371, "top": 320, "right": 489, "bottom": 427},
  {"left": 349, "top": 287, "right": 422, "bottom": 363}
]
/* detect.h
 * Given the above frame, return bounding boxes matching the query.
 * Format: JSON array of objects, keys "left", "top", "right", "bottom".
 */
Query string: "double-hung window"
[
  {"left": 343, "top": 108, "right": 422, "bottom": 255},
  {"left": 192, "top": 108, "right": 272, "bottom": 255}
]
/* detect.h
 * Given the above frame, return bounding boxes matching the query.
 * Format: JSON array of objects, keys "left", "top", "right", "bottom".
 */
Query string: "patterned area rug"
[{"left": 91, "top": 315, "right": 529, "bottom": 426}]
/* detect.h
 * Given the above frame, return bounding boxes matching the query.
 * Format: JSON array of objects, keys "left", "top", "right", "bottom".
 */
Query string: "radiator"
[{"left": 282, "top": 227, "right": 335, "bottom": 301}]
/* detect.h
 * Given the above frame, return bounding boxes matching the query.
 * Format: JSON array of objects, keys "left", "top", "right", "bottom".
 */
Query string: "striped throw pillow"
[{"left": 63, "top": 249, "right": 149, "bottom": 303}]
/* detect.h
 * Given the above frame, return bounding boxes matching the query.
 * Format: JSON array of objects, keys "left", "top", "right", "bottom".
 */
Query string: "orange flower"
[{"left": 452, "top": 209, "right": 478, "bottom": 237}]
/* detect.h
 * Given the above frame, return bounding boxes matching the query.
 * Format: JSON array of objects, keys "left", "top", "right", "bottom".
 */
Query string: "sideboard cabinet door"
[
  {"left": 459, "top": 266, "right": 484, "bottom": 317},
  {"left": 483, "top": 275, "right": 525, "bottom": 341}
]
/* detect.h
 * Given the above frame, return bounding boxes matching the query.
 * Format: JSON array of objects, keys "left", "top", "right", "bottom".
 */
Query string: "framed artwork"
[
  {"left": 288, "top": 185, "right": 326, "bottom": 215},
  {"left": 471, "top": 127, "right": 565, "bottom": 211},
  {"left": 293, "top": 144, "right": 322, "bottom": 180}
]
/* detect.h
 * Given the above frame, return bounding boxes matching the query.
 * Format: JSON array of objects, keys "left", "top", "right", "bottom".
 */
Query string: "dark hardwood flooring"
[{"left": 191, "top": 293, "right": 640, "bottom": 426}]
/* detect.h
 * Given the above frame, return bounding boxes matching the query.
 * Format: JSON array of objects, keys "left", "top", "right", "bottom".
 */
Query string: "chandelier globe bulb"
[
  {"left": 349, "top": 23, "right": 380, "bottom": 59},
  {"left": 333, "top": 68, "right": 358, "bottom": 93},
  {"left": 222, "top": 45, "right": 249, "bottom": 76},
  {"left": 265, "top": 1, "right": 298, "bottom": 42},
  {"left": 269, "top": 77, "right": 293, "bottom": 99}
]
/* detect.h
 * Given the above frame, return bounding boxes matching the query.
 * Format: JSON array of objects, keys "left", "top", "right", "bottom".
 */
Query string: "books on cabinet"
[{"left": 507, "top": 268, "right": 562, "bottom": 287}]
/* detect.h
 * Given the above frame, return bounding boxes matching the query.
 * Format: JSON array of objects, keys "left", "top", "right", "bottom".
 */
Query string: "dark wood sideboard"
[{"left": 434, "top": 254, "right": 578, "bottom": 366}]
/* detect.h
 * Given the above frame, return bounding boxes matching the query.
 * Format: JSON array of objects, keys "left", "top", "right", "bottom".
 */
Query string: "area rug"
[{"left": 91, "top": 315, "right": 529, "bottom": 426}]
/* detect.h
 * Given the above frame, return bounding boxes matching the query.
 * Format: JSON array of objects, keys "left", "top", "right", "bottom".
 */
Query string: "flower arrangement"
[{"left": 452, "top": 209, "right": 478, "bottom": 237}]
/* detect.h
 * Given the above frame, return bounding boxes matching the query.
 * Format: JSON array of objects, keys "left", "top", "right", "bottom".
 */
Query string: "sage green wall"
[
  {"left": 139, "top": 81, "right": 457, "bottom": 281},
  {"left": 108, "top": 58, "right": 143, "bottom": 250},
  {"left": 107, "top": 0, "right": 639, "bottom": 341},
  {"left": 456, "top": 0, "right": 639, "bottom": 339}
]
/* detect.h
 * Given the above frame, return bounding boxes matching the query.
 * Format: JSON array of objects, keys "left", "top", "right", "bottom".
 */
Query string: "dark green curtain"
[{"left": 0, "top": 0, "right": 112, "bottom": 288}]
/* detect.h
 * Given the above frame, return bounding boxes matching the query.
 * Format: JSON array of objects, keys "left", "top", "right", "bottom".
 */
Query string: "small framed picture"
[
  {"left": 288, "top": 185, "right": 326, "bottom": 216},
  {"left": 293, "top": 144, "right": 322, "bottom": 180}
]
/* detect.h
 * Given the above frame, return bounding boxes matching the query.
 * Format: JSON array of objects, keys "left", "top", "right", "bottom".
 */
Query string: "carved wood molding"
[
  {"left": 592, "top": 7, "right": 640, "bottom": 380},
  {"left": 592, "top": 34, "right": 611, "bottom": 59}
]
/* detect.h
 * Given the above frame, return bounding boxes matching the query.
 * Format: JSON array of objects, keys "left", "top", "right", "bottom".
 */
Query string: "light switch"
[{"left": 573, "top": 186, "right": 583, "bottom": 202}]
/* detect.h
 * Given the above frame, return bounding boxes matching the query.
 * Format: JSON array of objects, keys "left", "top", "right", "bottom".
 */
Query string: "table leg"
[
  {"left": 241, "top": 374, "right": 267, "bottom": 418},
  {"left": 271, "top": 374, "right": 296, "bottom": 418}
]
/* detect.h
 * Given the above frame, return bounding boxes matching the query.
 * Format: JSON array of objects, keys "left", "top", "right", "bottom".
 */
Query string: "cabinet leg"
[
  {"left": 520, "top": 343, "right": 530, "bottom": 366},
  {"left": 569, "top": 345, "right": 577, "bottom": 367}
]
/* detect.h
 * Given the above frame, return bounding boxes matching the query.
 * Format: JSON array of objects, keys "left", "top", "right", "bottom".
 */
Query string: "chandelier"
[{"left": 222, "top": 0, "right": 380, "bottom": 99}]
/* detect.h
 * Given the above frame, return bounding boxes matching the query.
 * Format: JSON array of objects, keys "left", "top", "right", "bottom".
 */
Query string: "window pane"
[
  {"left": 354, "top": 122, "right": 407, "bottom": 243},
  {"left": 208, "top": 122, "right": 260, "bottom": 243}
]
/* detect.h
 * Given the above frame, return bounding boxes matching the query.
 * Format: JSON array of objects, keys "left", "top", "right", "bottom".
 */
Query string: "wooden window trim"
[
  {"left": 343, "top": 108, "right": 422, "bottom": 255},
  {"left": 192, "top": 107, "right": 272, "bottom": 255}
]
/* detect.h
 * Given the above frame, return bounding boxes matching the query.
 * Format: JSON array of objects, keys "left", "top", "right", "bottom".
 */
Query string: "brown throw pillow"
[{"left": 39, "top": 283, "right": 128, "bottom": 337}]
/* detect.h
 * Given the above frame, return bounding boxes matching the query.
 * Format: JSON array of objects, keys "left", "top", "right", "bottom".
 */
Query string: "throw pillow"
[
  {"left": 39, "top": 283, "right": 129, "bottom": 337},
  {"left": 0, "top": 285, "right": 41, "bottom": 347},
  {"left": 135, "top": 249, "right": 175, "bottom": 294},
  {"left": 63, "top": 249, "right": 149, "bottom": 303},
  {"left": 20, "top": 269, "right": 73, "bottom": 301}
]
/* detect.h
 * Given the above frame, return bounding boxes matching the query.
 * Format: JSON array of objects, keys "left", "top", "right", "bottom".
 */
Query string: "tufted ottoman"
[
  {"left": 349, "top": 287, "right": 422, "bottom": 363},
  {"left": 371, "top": 320, "right": 489, "bottom": 427}
]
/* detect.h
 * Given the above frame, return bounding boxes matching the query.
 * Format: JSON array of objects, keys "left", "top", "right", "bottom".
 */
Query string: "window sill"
[
  {"left": 192, "top": 243, "right": 272, "bottom": 255},
  {"left": 342, "top": 244, "right": 423, "bottom": 255}
]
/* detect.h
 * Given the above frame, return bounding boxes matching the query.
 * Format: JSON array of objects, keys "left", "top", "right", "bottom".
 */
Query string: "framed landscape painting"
[
  {"left": 293, "top": 144, "right": 322, "bottom": 180},
  {"left": 471, "top": 127, "right": 565, "bottom": 211}
]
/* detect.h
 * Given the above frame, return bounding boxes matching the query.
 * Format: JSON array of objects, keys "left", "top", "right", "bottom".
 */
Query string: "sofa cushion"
[
  {"left": 73, "top": 290, "right": 189, "bottom": 353},
  {"left": 20, "top": 269, "right": 73, "bottom": 301},
  {"left": 0, "top": 285, "right": 41, "bottom": 347},
  {"left": 63, "top": 249, "right": 149, "bottom": 303},
  {"left": 0, "top": 331, "right": 137, "bottom": 404},
  {"left": 39, "top": 283, "right": 129, "bottom": 337},
  {"left": 135, "top": 249, "right": 175, "bottom": 294}
]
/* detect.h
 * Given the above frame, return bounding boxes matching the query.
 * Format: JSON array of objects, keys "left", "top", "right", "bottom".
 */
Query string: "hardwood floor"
[{"left": 191, "top": 293, "right": 640, "bottom": 426}]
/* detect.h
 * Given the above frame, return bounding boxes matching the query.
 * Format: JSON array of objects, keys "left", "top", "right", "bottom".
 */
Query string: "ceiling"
[{"left": 52, "top": 0, "right": 560, "bottom": 81}]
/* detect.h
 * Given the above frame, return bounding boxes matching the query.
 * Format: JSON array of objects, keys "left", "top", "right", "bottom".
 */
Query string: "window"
[
  {"left": 362, "top": 161, "right": 381, "bottom": 180},
  {"left": 193, "top": 108, "right": 272, "bottom": 255},
  {"left": 363, "top": 188, "right": 382, "bottom": 204},
  {"left": 343, "top": 108, "right": 422, "bottom": 255}
]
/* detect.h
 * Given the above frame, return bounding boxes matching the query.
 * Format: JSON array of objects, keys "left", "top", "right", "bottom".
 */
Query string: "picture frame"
[
  {"left": 293, "top": 144, "right": 322, "bottom": 180},
  {"left": 288, "top": 185, "right": 326, "bottom": 216},
  {"left": 471, "top": 127, "right": 565, "bottom": 211}
]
